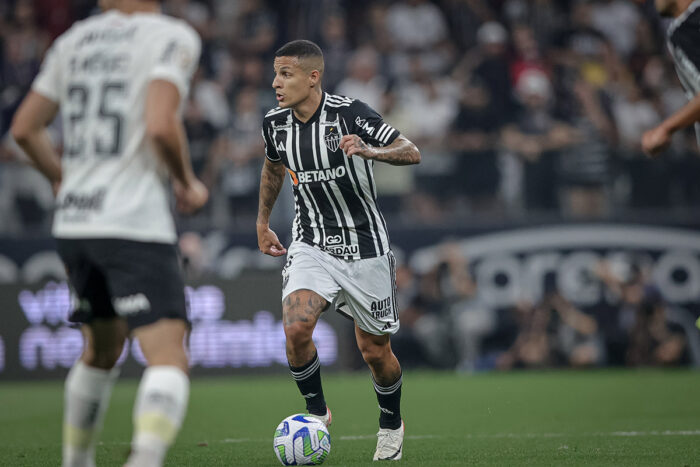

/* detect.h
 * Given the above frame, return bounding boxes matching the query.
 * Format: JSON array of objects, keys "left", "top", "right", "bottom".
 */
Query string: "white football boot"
[
  {"left": 373, "top": 420, "right": 404, "bottom": 461},
  {"left": 309, "top": 406, "right": 332, "bottom": 427}
]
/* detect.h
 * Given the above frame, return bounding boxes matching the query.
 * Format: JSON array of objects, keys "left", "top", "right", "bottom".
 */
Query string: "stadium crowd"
[
  {"left": 0, "top": 0, "right": 697, "bottom": 370},
  {"left": 390, "top": 241, "right": 690, "bottom": 371},
  {"left": 1, "top": 0, "right": 700, "bottom": 232}
]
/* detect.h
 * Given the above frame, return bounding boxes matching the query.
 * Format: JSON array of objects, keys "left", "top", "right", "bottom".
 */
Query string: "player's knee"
[
  {"left": 284, "top": 321, "right": 314, "bottom": 347},
  {"left": 360, "top": 343, "right": 389, "bottom": 368},
  {"left": 143, "top": 342, "right": 188, "bottom": 373}
]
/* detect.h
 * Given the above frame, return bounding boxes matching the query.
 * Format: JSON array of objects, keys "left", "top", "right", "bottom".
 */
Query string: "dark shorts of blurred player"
[{"left": 57, "top": 238, "right": 188, "bottom": 330}]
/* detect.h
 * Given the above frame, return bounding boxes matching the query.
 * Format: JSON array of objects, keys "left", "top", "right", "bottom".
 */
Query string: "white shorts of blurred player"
[{"left": 282, "top": 241, "right": 400, "bottom": 336}]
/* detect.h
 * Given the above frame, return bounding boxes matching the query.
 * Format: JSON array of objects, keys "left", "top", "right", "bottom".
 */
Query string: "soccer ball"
[{"left": 273, "top": 414, "right": 331, "bottom": 465}]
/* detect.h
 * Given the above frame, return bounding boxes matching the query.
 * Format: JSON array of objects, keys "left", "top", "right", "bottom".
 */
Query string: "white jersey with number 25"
[{"left": 32, "top": 10, "right": 201, "bottom": 243}]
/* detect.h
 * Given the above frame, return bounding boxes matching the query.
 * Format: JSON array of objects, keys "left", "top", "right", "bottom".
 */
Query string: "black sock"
[
  {"left": 373, "top": 373, "right": 402, "bottom": 429},
  {"left": 289, "top": 352, "right": 327, "bottom": 416}
]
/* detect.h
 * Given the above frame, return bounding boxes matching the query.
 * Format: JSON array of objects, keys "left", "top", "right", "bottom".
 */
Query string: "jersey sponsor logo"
[
  {"left": 325, "top": 235, "right": 342, "bottom": 245},
  {"left": 288, "top": 166, "right": 347, "bottom": 185},
  {"left": 324, "top": 127, "right": 340, "bottom": 152},
  {"left": 324, "top": 244, "right": 360, "bottom": 257},
  {"left": 275, "top": 140, "right": 286, "bottom": 153},
  {"left": 287, "top": 168, "right": 299, "bottom": 186},
  {"left": 57, "top": 189, "right": 106, "bottom": 212},
  {"left": 370, "top": 296, "right": 392, "bottom": 319},
  {"left": 355, "top": 117, "right": 375, "bottom": 136},
  {"left": 112, "top": 293, "right": 151, "bottom": 316}
]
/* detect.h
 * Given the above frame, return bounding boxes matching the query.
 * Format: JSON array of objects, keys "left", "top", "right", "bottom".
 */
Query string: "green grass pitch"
[{"left": 1, "top": 370, "right": 699, "bottom": 466}]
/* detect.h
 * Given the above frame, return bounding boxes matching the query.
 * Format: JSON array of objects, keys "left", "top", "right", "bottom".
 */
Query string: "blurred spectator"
[
  {"left": 547, "top": 288, "right": 604, "bottom": 368},
  {"left": 204, "top": 86, "right": 264, "bottom": 227},
  {"left": 335, "top": 46, "right": 387, "bottom": 112},
  {"left": 398, "top": 58, "right": 459, "bottom": 222},
  {"left": 318, "top": 14, "right": 352, "bottom": 92},
  {"left": 442, "top": 0, "right": 496, "bottom": 50},
  {"left": 448, "top": 78, "right": 502, "bottom": 212},
  {"left": 502, "top": 0, "right": 566, "bottom": 46},
  {"left": 501, "top": 69, "right": 579, "bottom": 212},
  {"left": 498, "top": 277, "right": 604, "bottom": 370},
  {"left": 1, "top": 0, "right": 48, "bottom": 136},
  {"left": 191, "top": 69, "right": 230, "bottom": 130},
  {"left": 497, "top": 299, "right": 553, "bottom": 370},
  {"left": 557, "top": 77, "right": 617, "bottom": 219},
  {"left": 183, "top": 93, "right": 218, "bottom": 177},
  {"left": 384, "top": 0, "right": 453, "bottom": 76},
  {"left": 230, "top": 0, "right": 277, "bottom": 58},
  {"left": 454, "top": 21, "right": 515, "bottom": 122},
  {"left": 590, "top": 0, "right": 642, "bottom": 58},
  {"left": 509, "top": 23, "right": 549, "bottom": 85},
  {"left": 596, "top": 258, "right": 687, "bottom": 367},
  {"left": 438, "top": 244, "right": 497, "bottom": 373},
  {"left": 611, "top": 78, "right": 667, "bottom": 209}
]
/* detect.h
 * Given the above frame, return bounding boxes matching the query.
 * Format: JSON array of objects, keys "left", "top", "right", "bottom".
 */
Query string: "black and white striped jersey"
[
  {"left": 262, "top": 92, "right": 399, "bottom": 260},
  {"left": 668, "top": 0, "right": 700, "bottom": 144}
]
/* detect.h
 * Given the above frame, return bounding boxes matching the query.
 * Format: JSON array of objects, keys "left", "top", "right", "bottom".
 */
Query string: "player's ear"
[{"left": 309, "top": 70, "right": 320, "bottom": 89}]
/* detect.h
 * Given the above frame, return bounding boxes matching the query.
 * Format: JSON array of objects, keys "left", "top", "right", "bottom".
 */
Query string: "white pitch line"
[
  {"left": 94, "top": 429, "right": 700, "bottom": 447},
  {"left": 214, "top": 430, "right": 700, "bottom": 444}
]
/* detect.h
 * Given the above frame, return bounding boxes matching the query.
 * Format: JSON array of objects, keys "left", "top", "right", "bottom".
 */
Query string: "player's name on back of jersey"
[{"left": 69, "top": 53, "right": 129, "bottom": 74}]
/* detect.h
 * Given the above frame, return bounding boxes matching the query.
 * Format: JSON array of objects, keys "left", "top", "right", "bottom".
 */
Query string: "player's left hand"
[
  {"left": 174, "top": 178, "right": 209, "bottom": 214},
  {"left": 340, "top": 134, "right": 376, "bottom": 160},
  {"left": 642, "top": 125, "right": 672, "bottom": 158}
]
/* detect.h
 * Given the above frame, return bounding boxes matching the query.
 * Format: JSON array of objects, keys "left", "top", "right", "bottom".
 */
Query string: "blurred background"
[{"left": 0, "top": 0, "right": 699, "bottom": 379}]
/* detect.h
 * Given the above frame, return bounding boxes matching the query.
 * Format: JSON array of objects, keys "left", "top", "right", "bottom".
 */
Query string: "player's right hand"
[
  {"left": 641, "top": 125, "right": 672, "bottom": 158},
  {"left": 174, "top": 178, "right": 209, "bottom": 214},
  {"left": 257, "top": 224, "right": 287, "bottom": 256}
]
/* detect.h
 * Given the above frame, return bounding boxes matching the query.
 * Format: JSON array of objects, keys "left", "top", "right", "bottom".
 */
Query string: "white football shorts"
[{"left": 281, "top": 242, "right": 400, "bottom": 335}]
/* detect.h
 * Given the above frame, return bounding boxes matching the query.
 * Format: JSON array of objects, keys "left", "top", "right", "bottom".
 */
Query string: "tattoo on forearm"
[
  {"left": 258, "top": 162, "right": 285, "bottom": 223},
  {"left": 353, "top": 135, "right": 369, "bottom": 152},
  {"left": 372, "top": 136, "right": 420, "bottom": 166}
]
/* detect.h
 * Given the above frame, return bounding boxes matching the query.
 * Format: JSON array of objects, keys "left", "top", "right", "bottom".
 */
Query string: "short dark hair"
[{"left": 275, "top": 40, "right": 323, "bottom": 61}]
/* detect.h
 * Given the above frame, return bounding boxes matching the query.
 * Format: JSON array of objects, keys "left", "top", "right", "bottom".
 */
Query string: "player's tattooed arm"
[
  {"left": 257, "top": 158, "right": 286, "bottom": 224},
  {"left": 256, "top": 158, "right": 287, "bottom": 256},
  {"left": 339, "top": 134, "right": 420, "bottom": 166}
]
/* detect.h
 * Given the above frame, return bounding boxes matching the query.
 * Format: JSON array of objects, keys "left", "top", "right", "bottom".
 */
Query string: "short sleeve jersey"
[
  {"left": 32, "top": 10, "right": 201, "bottom": 243},
  {"left": 262, "top": 93, "right": 400, "bottom": 260}
]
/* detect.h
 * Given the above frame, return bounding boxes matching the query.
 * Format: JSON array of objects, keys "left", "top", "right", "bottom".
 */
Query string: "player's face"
[{"left": 272, "top": 56, "right": 313, "bottom": 109}]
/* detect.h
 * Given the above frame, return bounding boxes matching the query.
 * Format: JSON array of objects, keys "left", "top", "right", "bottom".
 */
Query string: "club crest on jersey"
[{"left": 325, "top": 127, "right": 340, "bottom": 152}]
